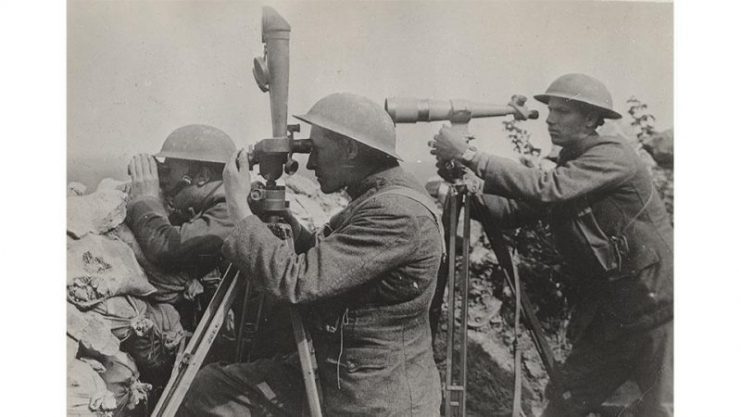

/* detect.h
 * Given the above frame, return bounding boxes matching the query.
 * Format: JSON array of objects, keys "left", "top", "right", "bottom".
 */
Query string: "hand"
[
  {"left": 435, "top": 158, "right": 466, "bottom": 183},
  {"left": 430, "top": 125, "right": 469, "bottom": 162},
  {"left": 128, "top": 154, "right": 161, "bottom": 201},
  {"left": 223, "top": 149, "right": 254, "bottom": 222}
]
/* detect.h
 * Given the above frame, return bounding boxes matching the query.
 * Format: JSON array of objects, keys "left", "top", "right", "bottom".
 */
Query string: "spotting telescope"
[{"left": 385, "top": 95, "right": 537, "bottom": 135}]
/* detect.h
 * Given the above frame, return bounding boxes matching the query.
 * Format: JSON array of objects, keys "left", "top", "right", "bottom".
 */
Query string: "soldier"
[
  {"left": 177, "top": 93, "right": 444, "bottom": 417},
  {"left": 431, "top": 74, "right": 673, "bottom": 417},
  {"left": 126, "top": 124, "right": 236, "bottom": 324}
]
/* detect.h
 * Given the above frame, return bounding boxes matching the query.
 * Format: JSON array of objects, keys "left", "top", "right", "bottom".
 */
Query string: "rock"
[
  {"left": 68, "top": 335, "right": 80, "bottom": 362},
  {"left": 68, "top": 187, "right": 128, "bottom": 238},
  {"left": 68, "top": 182, "right": 88, "bottom": 196},
  {"left": 285, "top": 174, "right": 320, "bottom": 197},
  {"left": 287, "top": 191, "right": 331, "bottom": 230},
  {"left": 67, "top": 234, "right": 157, "bottom": 308},
  {"left": 97, "top": 178, "right": 130, "bottom": 193}
]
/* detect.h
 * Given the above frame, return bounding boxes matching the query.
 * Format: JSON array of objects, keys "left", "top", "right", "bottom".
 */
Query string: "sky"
[{"left": 67, "top": 0, "right": 673, "bottom": 188}]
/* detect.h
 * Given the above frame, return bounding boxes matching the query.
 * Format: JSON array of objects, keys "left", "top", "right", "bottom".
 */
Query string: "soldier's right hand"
[{"left": 128, "top": 154, "right": 161, "bottom": 201}]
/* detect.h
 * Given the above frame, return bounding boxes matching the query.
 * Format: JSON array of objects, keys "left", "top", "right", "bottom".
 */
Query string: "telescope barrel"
[
  {"left": 262, "top": 7, "right": 291, "bottom": 139},
  {"left": 385, "top": 97, "right": 538, "bottom": 124}
]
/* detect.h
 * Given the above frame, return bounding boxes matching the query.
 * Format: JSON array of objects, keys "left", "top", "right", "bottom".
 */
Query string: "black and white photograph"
[
  {"left": 0, "top": 0, "right": 727, "bottom": 416},
  {"left": 62, "top": 1, "right": 677, "bottom": 416}
]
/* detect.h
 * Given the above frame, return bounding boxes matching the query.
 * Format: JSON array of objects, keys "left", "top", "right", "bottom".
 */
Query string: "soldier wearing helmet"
[
  {"left": 432, "top": 74, "right": 673, "bottom": 417},
  {"left": 178, "top": 93, "right": 444, "bottom": 417},
  {"left": 126, "top": 124, "right": 236, "bottom": 312}
]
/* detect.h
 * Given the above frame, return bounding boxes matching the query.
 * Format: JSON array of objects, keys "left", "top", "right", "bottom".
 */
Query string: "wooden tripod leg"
[
  {"left": 290, "top": 307, "right": 323, "bottom": 417},
  {"left": 444, "top": 190, "right": 463, "bottom": 417},
  {"left": 151, "top": 265, "right": 241, "bottom": 417}
]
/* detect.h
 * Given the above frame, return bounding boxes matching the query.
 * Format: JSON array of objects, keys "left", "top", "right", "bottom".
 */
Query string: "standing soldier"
[
  {"left": 178, "top": 93, "right": 444, "bottom": 417},
  {"left": 431, "top": 74, "right": 673, "bottom": 417}
]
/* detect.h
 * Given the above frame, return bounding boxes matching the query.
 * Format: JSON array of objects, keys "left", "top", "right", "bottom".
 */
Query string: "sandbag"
[
  {"left": 90, "top": 296, "right": 153, "bottom": 342},
  {"left": 68, "top": 302, "right": 121, "bottom": 357},
  {"left": 68, "top": 234, "right": 157, "bottom": 308},
  {"left": 68, "top": 358, "right": 117, "bottom": 417},
  {"left": 98, "top": 352, "right": 152, "bottom": 415},
  {"left": 110, "top": 224, "right": 202, "bottom": 304},
  {"left": 123, "top": 302, "right": 185, "bottom": 372},
  {"left": 68, "top": 188, "right": 128, "bottom": 238}
]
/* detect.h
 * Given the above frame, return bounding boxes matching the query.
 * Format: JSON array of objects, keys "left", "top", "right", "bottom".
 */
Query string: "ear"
[
  {"left": 194, "top": 166, "right": 214, "bottom": 186},
  {"left": 343, "top": 138, "right": 360, "bottom": 160},
  {"left": 584, "top": 111, "right": 601, "bottom": 130}
]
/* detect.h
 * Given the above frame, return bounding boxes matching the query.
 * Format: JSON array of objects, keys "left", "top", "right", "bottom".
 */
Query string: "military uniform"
[
  {"left": 177, "top": 166, "right": 444, "bottom": 417},
  {"left": 126, "top": 181, "right": 233, "bottom": 305},
  {"left": 473, "top": 134, "right": 673, "bottom": 417}
]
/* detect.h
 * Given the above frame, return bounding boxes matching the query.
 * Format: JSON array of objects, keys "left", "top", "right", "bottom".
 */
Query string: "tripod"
[{"left": 435, "top": 169, "right": 563, "bottom": 417}]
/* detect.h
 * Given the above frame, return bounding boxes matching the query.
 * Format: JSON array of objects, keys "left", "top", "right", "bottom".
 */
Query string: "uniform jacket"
[
  {"left": 222, "top": 166, "right": 444, "bottom": 417},
  {"left": 126, "top": 181, "right": 233, "bottom": 280},
  {"left": 471, "top": 135, "right": 673, "bottom": 339}
]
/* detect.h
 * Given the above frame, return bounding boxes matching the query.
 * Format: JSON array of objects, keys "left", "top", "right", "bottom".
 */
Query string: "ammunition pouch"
[{"left": 573, "top": 204, "right": 625, "bottom": 278}]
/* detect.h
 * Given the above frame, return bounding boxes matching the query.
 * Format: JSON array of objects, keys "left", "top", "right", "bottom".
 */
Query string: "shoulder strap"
[
  {"left": 360, "top": 186, "right": 446, "bottom": 255},
  {"left": 622, "top": 184, "right": 655, "bottom": 233}
]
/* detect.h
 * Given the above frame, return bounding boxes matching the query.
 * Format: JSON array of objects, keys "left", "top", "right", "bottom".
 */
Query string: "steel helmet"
[
  {"left": 534, "top": 73, "right": 622, "bottom": 119},
  {"left": 155, "top": 124, "right": 237, "bottom": 164},
  {"left": 294, "top": 93, "right": 402, "bottom": 160}
]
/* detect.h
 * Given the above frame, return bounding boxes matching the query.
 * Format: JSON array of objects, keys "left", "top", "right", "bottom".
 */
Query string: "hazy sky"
[{"left": 68, "top": 0, "right": 673, "bottom": 187}]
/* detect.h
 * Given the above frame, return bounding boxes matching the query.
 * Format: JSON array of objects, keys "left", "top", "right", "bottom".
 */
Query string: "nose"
[
  {"left": 307, "top": 150, "right": 317, "bottom": 171},
  {"left": 546, "top": 110, "right": 556, "bottom": 127}
]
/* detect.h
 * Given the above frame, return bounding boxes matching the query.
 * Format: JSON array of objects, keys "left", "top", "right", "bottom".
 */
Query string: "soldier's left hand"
[
  {"left": 223, "top": 149, "right": 254, "bottom": 222},
  {"left": 430, "top": 126, "right": 469, "bottom": 161},
  {"left": 128, "top": 154, "right": 161, "bottom": 200}
]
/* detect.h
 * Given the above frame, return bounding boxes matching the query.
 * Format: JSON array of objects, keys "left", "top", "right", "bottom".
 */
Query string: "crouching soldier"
[
  {"left": 126, "top": 124, "right": 237, "bottom": 325},
  {"left": 177, "top": 93, "right": 444, "bottom": 417}
]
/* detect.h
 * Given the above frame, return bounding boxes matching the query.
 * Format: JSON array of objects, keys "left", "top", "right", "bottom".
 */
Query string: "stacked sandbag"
[
  {"left": 67, "top": 179, "right": 158, "bottom": 416},
  {"left": 97, "top": 352, "right": 152, "bottom": 415},
  {"left": 66, "top": 174, "right": 348, "bottom": 416},
  {"left": 68, "top": 358, "right": 118, "bottom": 417},
  {"left": 67, "top": 234, "right": 158, "bottom": 308}
]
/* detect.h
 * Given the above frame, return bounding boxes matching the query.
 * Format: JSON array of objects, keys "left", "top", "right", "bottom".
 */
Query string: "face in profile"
[
  {"left": 545, "top": 97, "right": 594, "bottom": 147},
  {"left": 306, "top": 126, "right": 348, "bottom": 194}
]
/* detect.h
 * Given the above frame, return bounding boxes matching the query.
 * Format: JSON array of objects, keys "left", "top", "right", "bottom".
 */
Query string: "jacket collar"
[{"left": 345, "top": 165, "right": 412, "bottom": 201}]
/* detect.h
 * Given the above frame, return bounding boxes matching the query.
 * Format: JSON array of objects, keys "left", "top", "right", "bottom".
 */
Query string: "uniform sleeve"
[
  {"left": 222, "top": 198, "right": 418, "bottom": 304},
  {"left": 469, "top": 143, "right": 638, "bottom": 203},
  {"left": 471, "top": 194, "right": 546, "bottom": 229},
  {"left": 126, "top": 197, "right": 233, "bottom": 272}
]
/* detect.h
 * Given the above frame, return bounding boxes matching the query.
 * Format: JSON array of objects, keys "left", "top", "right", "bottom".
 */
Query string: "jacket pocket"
[
  {"left": 608, "top": 246, "right": 660, "bottom": 281},
  {"left": 325, "top": 346, "right": 389, "bottom": 373},
  {"left": 573, "top": 206, "right": 621, "bottom": 274},
  {"left": 323, "top": 347, "right": 394, "bottom": 415}
]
